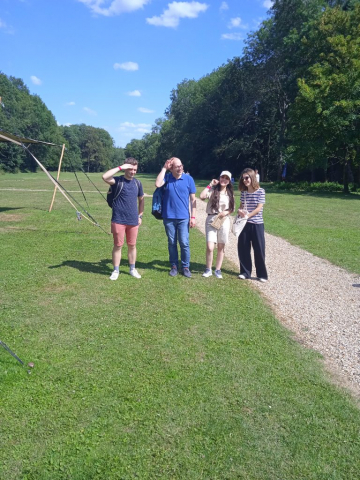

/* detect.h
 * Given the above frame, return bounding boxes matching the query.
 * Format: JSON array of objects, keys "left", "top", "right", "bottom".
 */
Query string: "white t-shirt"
[{"left": 205, "top": 188, "right": 230, "bottom": 214}]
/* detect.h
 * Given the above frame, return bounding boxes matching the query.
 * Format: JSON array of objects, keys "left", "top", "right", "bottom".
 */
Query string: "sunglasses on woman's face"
[{"left": 243, "top": 176, "right": 250, "bottom": 181}]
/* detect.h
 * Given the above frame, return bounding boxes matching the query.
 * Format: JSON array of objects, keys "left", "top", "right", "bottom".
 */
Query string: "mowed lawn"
[{"left": 1, "top": 172, "right": 360, "bottom": 480}]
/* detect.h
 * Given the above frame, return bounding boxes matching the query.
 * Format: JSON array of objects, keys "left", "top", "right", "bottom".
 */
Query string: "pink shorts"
[{"left": 111, "top": 223, "right": 139, "bottom": 247}]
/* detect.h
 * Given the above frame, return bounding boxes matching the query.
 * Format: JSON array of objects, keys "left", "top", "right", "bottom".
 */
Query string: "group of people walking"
[{"left": 102, "top": 157, "right": 267, "bottom": 282}]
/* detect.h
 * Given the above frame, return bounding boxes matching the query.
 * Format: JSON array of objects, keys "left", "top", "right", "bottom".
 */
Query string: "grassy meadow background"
[{"left": 1, "top": 172, "right": 360, "bottom": 479}]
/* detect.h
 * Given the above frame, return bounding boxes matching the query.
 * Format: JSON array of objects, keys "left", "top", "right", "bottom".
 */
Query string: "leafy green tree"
[
  {"left": 289, "top": 4, "right": 360, "bottom": 191},
  {"left": 61, "top": 124, "right": 114, "bottom": 173},
  {"left": 0, "top": 73, "right": 65, "bottom": 172},
  {"left": 112, "top": 147, "right": 126, "bottom": 167}
]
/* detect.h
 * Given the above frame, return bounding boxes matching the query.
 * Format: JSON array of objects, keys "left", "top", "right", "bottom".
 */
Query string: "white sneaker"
[
  {"left": 238, "top": 274, "right": 246, "bottom": 280},
  {"left": 214, "top": 270, "right": 223, "bottom": 279},
  {"left": 110, "top": 270, "right": 119, "bottom": 281},
  {"left": 258, "top": 278, "right": 267, "bottom": 283},
  {"left": 130, "top": 269, "right": 141, "bottom": 279},
  {"left": 202, "top": 269, "right": 212, "bottom": 278}
]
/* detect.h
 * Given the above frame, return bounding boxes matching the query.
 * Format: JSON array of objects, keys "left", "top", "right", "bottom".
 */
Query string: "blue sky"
[{"left": 1, "top": 0, "right": 273, "bottom": 147}]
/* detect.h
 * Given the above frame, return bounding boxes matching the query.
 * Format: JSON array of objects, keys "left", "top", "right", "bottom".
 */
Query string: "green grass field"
[{"left": 1, "top": 172, "right": 360, "bottom": 479}]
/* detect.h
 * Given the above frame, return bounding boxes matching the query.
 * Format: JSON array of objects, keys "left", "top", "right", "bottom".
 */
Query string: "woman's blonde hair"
[{"left": 238, "top": 168, "right": 259, "bottom": 192}]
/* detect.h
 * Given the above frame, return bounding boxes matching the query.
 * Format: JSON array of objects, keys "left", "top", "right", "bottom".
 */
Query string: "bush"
[{"left": 271, "top": 181, "right": 359, "bottom": 193}]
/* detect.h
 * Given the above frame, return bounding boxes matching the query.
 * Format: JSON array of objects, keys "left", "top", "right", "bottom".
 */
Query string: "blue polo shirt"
[{"left": 162, "top": 173, "right": 196, "bottom": 219}]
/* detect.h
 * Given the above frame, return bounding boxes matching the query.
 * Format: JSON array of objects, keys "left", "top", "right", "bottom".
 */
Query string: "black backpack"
[
  {"left": 107, "top": 181, "right": 123, "bottom": 208},
  {"left": 151, "top": 182, "right": 167, "bottom": 219},
  {"left": 107, "top": 178, "right": 141, "bottom": 208}
]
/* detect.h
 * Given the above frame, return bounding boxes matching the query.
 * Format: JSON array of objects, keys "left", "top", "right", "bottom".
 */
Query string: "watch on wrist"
[{"left": 138, "top": 214, "right": 143, "bottom": 219}]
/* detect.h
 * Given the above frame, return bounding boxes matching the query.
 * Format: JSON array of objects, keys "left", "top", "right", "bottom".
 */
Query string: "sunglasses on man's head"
[{"left": 242, "top": 176, "right": 250, "bottom": 181}]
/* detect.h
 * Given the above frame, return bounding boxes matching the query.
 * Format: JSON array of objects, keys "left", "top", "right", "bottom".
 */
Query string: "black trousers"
[{"left": 237, "top": 222, "right": 268, "bottom": 280}]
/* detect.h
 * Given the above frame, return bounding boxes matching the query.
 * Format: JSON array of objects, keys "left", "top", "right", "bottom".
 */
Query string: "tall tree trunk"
[
  {"left": 343, "top": 158, "right": 349, "bottom": 194},
  {"left": 311, "top": 166, "right": 316, "bottom": 183}
]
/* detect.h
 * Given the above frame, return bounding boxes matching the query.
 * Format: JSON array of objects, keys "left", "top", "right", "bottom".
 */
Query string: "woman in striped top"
[{"left": 237, "top": 168, "right": 268, "bottom": 282}]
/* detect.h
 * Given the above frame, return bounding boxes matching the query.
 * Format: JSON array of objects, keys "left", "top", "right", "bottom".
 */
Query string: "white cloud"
[
  {"left": 138, "top": 107, "right": 154, "bottom": 113},
  {"left": 78, "top": 0, "right": 150, "bottom": 17},
  {"left": 114, "top": 61, "right": 139, "bottom": 71},
  {"left": 65, "top": 101, "right": 76, "bottom": 106},
  {"left": 119, "top": 122, "right": 151, "bottom": 128},
  {"left": 30, "top": 76, "right": 42, "bottom": 85},
  {"left": 0, "top": 18, "right": 14, "bottom": 34},
  {"left": 127, "top": 90, "right": 141, "bottom": 96},
  {"left": 219, "top": 2, "right": 228, "bottom": 11},
  {"left": 146, "top": 1, "right": 209, "bottom": 28},
  {"left": 228, "top": 17, "right": 241, "bottom": 28},
  {"left": 83, "top": 107, "right": 97, "bottom": 115},
  {"left": 227, "top": 17, "right": 248, "bottom": 30},
  {"left": 118, "top": 121, "right": 151, "bottom": 134},
  {"left": 263, "top": 0, "right": 274, "bottom": 8},
  {"left": 221, "top": 32, "right": 243, "bottom": 41}
]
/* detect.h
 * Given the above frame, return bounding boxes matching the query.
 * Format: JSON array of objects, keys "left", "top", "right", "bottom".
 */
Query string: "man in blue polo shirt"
[{"left": 155, "top": 157, "right": 196, "bottom": 277}]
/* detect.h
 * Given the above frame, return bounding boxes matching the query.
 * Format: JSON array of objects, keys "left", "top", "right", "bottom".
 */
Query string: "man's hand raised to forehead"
[
  {"left": 164, "top": 158, "right": 174, "bottom": 170},
  {"left": 121, "top": 163, "right": 137, "bottom": 170}
]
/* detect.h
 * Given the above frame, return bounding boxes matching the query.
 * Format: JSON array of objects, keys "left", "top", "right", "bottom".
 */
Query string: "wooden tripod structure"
[{"left": 49, "top": 143, "right": 66, "bottom": 212}]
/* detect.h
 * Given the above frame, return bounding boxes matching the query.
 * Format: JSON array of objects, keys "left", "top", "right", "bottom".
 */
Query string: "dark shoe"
[
  {"left": 169, "top": 266, "right": 178, "bottom": 277},
  {"left": 182, "top": 268, "right": 192, "bottom": 278}
]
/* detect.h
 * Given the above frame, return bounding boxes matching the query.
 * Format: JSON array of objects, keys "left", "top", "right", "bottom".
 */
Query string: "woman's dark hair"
[
  {"left": 209, "top": 180, "right": 234, "bottom": 213},
  {"left": 238, "top": 168, "right": 259, "bottom": 192}
]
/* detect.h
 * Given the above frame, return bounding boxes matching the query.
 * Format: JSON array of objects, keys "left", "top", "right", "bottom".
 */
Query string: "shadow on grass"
[
  {"left": 0, "top": 207, "right": 25, "bottom": 213},
  {"left": 48, "top": 258, "right": 239, "bottom": 277}
]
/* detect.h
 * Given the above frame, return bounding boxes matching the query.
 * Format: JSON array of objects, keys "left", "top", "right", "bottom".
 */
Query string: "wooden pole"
[{"left": 49, "top": 143, "right": 65, "bottom": 212}]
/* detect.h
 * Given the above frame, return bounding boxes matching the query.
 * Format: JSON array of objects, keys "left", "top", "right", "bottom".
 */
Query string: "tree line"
[
  {"left": 0, "top": 74, "right": 125, "bottom": 174},
  {"left": 125, "top": 0, "right": 360, "bottom": 192},
  {"left": 1, "top": 0, "right": 359, "bottom": 192}
]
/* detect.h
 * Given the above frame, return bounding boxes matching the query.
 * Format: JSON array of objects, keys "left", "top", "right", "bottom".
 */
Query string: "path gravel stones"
[{"left": 195, "top": 198, "right": 360, "bottom": 397}]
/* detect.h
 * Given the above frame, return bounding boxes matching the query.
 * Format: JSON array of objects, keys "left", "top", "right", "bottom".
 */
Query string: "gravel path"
[{"left": 195, "top": 198, "right": 360, "bottom": 397}]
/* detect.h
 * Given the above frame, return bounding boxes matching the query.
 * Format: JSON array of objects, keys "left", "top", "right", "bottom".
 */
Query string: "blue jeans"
[{"left": 163, "top": 218, "right": 190, "bottom": 269}]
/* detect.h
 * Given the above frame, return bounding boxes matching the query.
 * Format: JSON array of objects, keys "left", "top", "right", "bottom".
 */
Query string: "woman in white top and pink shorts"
[{"left": 199, "top": 171, "right": 235, "bottom": 279}]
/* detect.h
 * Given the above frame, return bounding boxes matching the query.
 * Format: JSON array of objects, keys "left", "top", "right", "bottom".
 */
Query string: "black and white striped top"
[{"left": 241, "top": 188, "right": 265, "bottom": 224}]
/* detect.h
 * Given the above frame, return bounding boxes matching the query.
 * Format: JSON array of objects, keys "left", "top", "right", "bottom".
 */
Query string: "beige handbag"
[{"left": 210, "top": 213, "right": 227, "bottom": 230}]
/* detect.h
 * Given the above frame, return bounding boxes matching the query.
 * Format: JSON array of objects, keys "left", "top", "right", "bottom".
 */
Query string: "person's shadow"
[
  {"left": 49, "top": 258, "right": 237, "bottom": 277},
  {"left": 49, "top": 258, "right": 173, "bottom": 275},
  {"left": 0, "top": 207, "right": 24, "bottom": 213}
]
